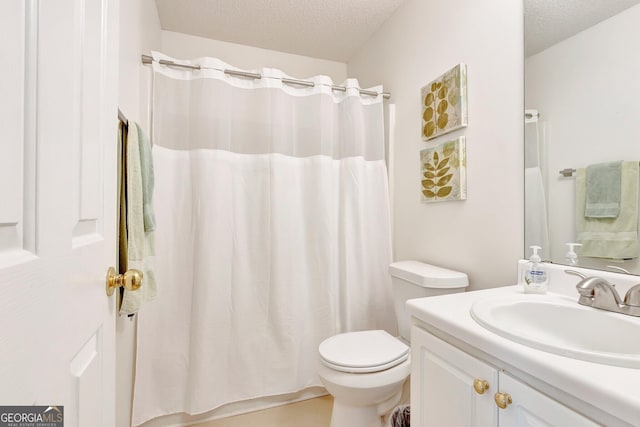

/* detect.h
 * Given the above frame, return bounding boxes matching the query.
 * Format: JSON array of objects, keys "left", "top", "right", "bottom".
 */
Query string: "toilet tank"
[{"left": 389, "top": 261, "right": 468, "bottom": 342}]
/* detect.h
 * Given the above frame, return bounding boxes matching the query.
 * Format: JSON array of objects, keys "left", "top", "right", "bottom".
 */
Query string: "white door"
[
  {"left": 0, "top": 0, "right": 119, "bottom": 426},
  {"left": 496, "top": 373, "right": 600, "bottom": 427},
  {"left": 411, "top": 327, "right": 499, "bottom": 427}
]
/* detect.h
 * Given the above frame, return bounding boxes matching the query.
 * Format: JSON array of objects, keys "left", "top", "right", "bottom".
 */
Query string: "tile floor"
[
  {"left": 189, "top": 395, "right": 334, "bottom": 427},
  {"left": 189, "top": 380, "right": 410, "bottom": 427}
]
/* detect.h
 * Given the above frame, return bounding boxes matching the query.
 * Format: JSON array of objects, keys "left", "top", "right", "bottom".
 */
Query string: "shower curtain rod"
[{"left": 141, "top": 54, "right": 391, "bottom": 99}]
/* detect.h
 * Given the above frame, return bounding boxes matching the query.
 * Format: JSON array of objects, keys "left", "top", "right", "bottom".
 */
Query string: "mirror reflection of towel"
[
  {"left": 576, "top": 161, "right": 639, "bottom": 259},
  {"left": 585, "top": 161, "right": 622, "bottom": 218}
]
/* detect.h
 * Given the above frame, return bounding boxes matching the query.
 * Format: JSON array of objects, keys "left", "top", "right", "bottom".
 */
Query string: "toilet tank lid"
[{"left": 389, "top": 261, "right": 469, "bottom": 289}]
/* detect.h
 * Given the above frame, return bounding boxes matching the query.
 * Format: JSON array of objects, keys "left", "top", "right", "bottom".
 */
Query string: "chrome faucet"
[{"left": 565, "top": 270, "right": 640, "bottom": 317}]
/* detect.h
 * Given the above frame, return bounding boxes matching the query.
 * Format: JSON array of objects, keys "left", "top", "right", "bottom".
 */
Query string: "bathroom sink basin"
[{"left": 470, "top": 294, "right": 640, "bottom": 368}]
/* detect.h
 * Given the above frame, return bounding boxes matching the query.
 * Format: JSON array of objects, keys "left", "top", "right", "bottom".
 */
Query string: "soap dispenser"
[
  {"left": 524, "top": 245, "right": 548, "bottom": 294},
  {"left": 565, "top": 243, "right": 582, "bottom": 266}
]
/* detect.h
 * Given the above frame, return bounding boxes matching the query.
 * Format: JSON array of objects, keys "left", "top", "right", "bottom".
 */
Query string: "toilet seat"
[{"left": 319, "top": 330, "right": 409, "bottom": 373}]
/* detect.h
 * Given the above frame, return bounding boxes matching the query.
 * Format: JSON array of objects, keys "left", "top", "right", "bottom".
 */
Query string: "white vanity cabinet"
[
  {"left": 497, "top": 372, "right": 599, "bottom": 427},
  {"left": 411, "top": 326, "right": 600, "bottom": 427},
  {"left": 411, "top": 326, "right": 498, "bottom": 426}
]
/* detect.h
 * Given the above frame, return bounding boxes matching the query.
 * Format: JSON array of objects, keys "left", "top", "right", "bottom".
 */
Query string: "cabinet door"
[
  {"left": 411, "top": 326, "right": 499, "bottom": 427},
  {"left": 497, "top": 372, "right": 601, "bottom": 426}
]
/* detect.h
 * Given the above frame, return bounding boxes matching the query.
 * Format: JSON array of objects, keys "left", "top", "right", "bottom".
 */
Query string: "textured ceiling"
[
  {"left": 154, "top": 0, "right": 406, "bottom": 62},
  {"left": 525, "top": 0, "right": 640, "bottom": 57},
  {"left": 155, "top": 1, "right": 640, "bottom": 61}
]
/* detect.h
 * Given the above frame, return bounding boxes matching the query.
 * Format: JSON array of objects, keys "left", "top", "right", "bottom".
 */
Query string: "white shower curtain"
[{"left": 131, "top": 53, "right": 396, "bottom": 425}]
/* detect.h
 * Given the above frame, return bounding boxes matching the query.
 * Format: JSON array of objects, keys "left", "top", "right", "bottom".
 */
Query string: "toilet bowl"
[
  {"left": 318, "top": 330, "right": 410, "bottom": 427},
  {"left": 318, "top": 261, "right": 468, "bottom": 427}
]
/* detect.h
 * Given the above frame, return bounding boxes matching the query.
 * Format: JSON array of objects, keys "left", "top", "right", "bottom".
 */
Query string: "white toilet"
[{"left": 317, "top": 261, "right": 468, "bottom": 427}]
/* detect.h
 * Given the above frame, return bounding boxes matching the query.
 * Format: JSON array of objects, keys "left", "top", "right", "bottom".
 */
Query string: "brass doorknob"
[
  {"left": 494, "top": 392, "right": 512, "bottom": 409},
  {"left": 106, "top": 267, "right": 143, "bottom": 296},
  {"left": 473, "top": 379, "right": 489, "bottom": 395}
]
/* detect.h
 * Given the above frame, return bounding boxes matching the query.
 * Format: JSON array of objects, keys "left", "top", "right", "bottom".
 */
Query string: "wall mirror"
[{"left": 524, "top": 0, "right": 640, "bottom": 274}]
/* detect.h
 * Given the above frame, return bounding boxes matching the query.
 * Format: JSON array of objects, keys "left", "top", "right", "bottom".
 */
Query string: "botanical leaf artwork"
[
  {"left": 421, "top": 64, "right": 468, "bottom": 141},
  {"left": 420, "top": 137, "right": 467, "bottom": 202}
]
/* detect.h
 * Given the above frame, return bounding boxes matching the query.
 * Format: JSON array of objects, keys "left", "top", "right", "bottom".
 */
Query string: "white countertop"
[{"left": 407, "top": 283, "right": 640, "bottom": 426}]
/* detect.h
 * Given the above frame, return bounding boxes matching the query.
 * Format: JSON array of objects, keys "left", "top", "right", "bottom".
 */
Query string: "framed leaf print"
[
  {"left": 421, "top": 63, "right": 468, "bottom": 140},
  {"left": 420, "top": 136, "right": 467, "bottom": 202}
]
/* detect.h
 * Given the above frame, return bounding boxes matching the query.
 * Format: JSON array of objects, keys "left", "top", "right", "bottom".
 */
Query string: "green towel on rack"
[
  {"left": 137, "top": 124, "right": 156, "bottom": 233},
  {"left": 120, "top": 122, "right": 157, "bottom": 315}
]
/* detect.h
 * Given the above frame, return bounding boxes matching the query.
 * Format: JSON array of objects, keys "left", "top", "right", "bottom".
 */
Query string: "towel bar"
[
  {"left": 560, "top": 162, "right": 640, "bottom": 178},
  {"left": 559, "top": 168, "right": 576, "bottom": 177}
]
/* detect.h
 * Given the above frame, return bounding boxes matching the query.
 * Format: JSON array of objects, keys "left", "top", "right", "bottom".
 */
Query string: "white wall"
[
  {"left": 161, "top": 30, "right": 347, "bottom": 82},
  {"left": 117, "top": 1, "right": 161, "bottom": 426},
  {"left": 118, "top": 0, "right": 161, "bottom": 131},
  {"left": 525, "top": 4, "right": 640, "bottom": 273},
  {"left": 348, "top": 0, "right": 524, "bottom": 290}
]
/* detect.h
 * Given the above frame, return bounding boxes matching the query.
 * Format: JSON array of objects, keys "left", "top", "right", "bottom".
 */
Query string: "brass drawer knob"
[
  {"left": 494, "top": 392, "right": 512, "bottom": 409},
  {"left": 473, "top": 379, "right": 489, "bottom": 395},
  {"left": 106, "top": 267, "right": 143, "bottom": 296}
]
